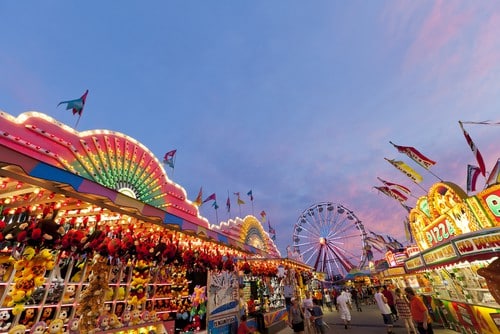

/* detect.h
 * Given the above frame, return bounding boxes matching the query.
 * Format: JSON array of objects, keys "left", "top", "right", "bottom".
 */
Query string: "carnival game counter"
[{"left": 247, "top": 308, "right": 287, "bottom": 334}]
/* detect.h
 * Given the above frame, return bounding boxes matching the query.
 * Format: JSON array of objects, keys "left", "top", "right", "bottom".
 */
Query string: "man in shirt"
[
  {"left": 404, "top": 287, "right": 434, "bottom": 334},
  {"left": 374, "top": 286, "right": 394, "bottom": 334},
  {"left": 336, "top": 290, "right": 352, "bottom": 329}
]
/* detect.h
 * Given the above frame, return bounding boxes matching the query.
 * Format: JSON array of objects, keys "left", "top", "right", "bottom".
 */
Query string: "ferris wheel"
[{"left": 292, "top": 202, "right": 368, "bottom": 280}]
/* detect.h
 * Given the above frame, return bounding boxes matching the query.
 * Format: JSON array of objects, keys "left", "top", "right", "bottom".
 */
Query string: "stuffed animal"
[
  {"left": 8, "top": 324, "right": 26, "bottom": 334},
  {"left": 121, "top": 310, "right": 131, "bottom": 327},
  {"left": 62, "top": 285, "right": 76, "bottom": 303},
  {"left": 46, "top": 318, "right": 64, "bottom": 334},
  {"left": 130, "top": 309, "right": 142, "bottom": 325},
  {"left": 67, "top": 318, "right": 80, "bottom": 334},
  {"left": 0, "top": 309, "right": 12, "bottom": 331},
  {"left": 57, "top": 307, "right": 69, "bottom": 324},
  {"left": 96, "top": 315, "right": 110, "bottom": 331},
  {"left": 19, "top": 308, "right": 37, "bottom": 328},
  {"left": 30, "top": 219, "right": 65, "bottom": 247},
  {"left": 29, "top": 321, "right": 46, "bottom": 334},
  {"left": 109, "top": 313, "right": 122, "bottom": 329}
]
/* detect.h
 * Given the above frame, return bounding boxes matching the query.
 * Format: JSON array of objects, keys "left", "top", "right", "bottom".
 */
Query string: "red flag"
[
  {"left": 374, "top": 186, "right": 408, "bottom": 202},
  {"left": 466, "top": 164, "right": 481, "bottom": 192},
  {"left": 202, "top": 193, "right": 216, "bottom": 203},
  {"left": 390, "top": 142, "right": 436, "bottom": 169},
  {"left": 459, "top": 121, "right": 486, "bottom": 176},
  {"left": 376, "top": 177, "right": 411, "bottom": 194}
]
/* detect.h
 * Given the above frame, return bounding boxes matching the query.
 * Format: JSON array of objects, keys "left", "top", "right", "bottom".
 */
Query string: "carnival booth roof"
[
  {"left": 0, "top": 110, "right": 270, "bottom": 255},
  {"left": 211, "top": 215, "right": 281, "bottom": 258}
]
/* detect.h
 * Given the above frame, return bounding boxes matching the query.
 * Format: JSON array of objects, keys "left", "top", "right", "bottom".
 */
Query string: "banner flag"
[
  {"left": 459, "top": 121, "right": 486, "bottom": 176},
  {"left": 390, "top": 141, "right": 436, "bottom": 169},
  {"left": 385, "top": 158, "right": 423, "bottom": 183},
  {"left": 466, "top": 164, "right": 481, "bottom": 192}
]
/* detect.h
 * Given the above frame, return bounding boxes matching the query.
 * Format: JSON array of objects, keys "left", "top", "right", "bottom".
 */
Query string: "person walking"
[
  {"left": 287, "top": 298, "right": 305, "bottom": 334},
  {"left": 394, "top": 288, "right": 417, "bottom": 334},
  {"left": 404, "top": 287, "right": 434, "bottom": 334},
  {"left": 302, "top": 291, "right": 314, "bottom": 334},
  {"left": 382, "top": 285, "right": 398, "bottom": 321},
  {"left": 324, "top": 290, "right": 333, "bottom": 312},
  {"left": 309, "top": 299, "right": 326, "bottom": 334},
  {"left": 374, "top": 286, "right": 394, "bottom": 334},
  {"left": 336, "top": 290, "right": 352, "bottom": 329},
  {"left": 350, "top": 287, "right": 362, "bottom": 312}
]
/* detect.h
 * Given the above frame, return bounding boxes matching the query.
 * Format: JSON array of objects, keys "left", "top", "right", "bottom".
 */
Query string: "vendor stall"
[
  {"left": 212, "top": 216, "right": 313, "bottom": 334},
  {"left": 405, "top": 181, "right": 500, "bottom": 334},
  {"left": 0, "top": 111, "right": 284, "bottom": 334}
]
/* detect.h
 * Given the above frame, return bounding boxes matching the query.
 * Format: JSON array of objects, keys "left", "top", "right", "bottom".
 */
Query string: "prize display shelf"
[{"left": 0, "top": 251, "right": 199, "bottom": 333}]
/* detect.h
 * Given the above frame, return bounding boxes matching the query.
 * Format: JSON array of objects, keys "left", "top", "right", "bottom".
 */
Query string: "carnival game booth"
[
  {"left": 405, "top": 182, "right": 500, "bottom": 334},
  {"left": 0, "top": 111, "right": 274, "bottom": 334},
  {"left": 213, "top": 217, "right": 313, "bottom": 334}
]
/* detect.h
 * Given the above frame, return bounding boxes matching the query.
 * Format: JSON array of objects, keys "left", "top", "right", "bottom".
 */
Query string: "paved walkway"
[{"left": 277, "top": 303, "right": 458, "bottom": 334}]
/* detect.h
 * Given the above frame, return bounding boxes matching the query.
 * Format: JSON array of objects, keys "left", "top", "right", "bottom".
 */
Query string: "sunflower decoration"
[{"left": 9, "top": 247, "right": 55, "bottom": 315}]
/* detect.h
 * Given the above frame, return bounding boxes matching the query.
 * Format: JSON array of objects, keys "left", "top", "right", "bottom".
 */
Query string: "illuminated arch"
[{"left": 0, "top": 111, "right": 207, "bottom": 227}]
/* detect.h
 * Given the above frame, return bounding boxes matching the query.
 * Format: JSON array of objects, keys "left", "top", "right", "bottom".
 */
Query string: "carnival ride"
[{"left": 292, "top": 202, "right": 368, "bottom": 279}]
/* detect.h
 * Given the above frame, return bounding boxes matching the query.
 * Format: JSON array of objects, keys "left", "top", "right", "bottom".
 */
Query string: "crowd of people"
[{"left": 285, "top": 285, "right": 435, "bottom": 334}]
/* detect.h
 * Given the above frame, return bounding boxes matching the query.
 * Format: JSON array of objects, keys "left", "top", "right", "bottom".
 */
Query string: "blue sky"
[{"left": 2, "top": 1, "right": 500, "bottom": 262}]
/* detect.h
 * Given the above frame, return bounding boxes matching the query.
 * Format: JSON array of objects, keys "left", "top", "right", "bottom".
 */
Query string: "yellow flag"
[{"left": 385, "top": 158, "right": 423, "bottom": 183}]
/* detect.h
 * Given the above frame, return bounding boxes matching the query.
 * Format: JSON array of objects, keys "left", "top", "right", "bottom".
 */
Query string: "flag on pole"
[
  {"left": 203, "top": 193, "right": 216, "bottom": 204},
  {"left": 268, "top": 221, "right": 276, "bottom": 241},
  {"left": 58, "top": 90, "right": 89, "bottom": 115},
  {"left": 486, "top": 159, "right": 500, "bottom": 187},
  {"left": 212, "top": 201, "right": 219, "bottom": 210},
  {"left": 260, "top": 210, "right": 267, "bottom": 222},
  {"left": 226, "top": 196, "right": 231, "bottom": 213},
  {"left": 374, "top": 186, "right": 408, "bottom": 202},
  {"left": 193, "top": 187, "right": 203, "bottom": 206},
  {"left": 389, "top": 142, "right": 436, "bottom": 169},
  {"left": 247, "top": 190, "right": 254, "bottom": 201},
  {"left": 466, "top": 164, "right": 481, "bottom": 192},
  {"left": 385, "top": 158, "right": 423, "bottom": 183},
  {"left": 163, "top": 150, "right": 177, "bottom": 168},
  {"left": 377, "top": 177, "right": 411, "bottom": 194},
  {"left": 234, "top": 192, "right": 245, "bottom": 205},
  {"left": 459, "top": 121, "right": 486, "bottom": 176}
]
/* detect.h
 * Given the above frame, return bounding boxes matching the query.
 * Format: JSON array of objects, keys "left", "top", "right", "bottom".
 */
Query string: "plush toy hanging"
[{"left": 76, "top": 254, "right": 110, "bottom": 333}]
